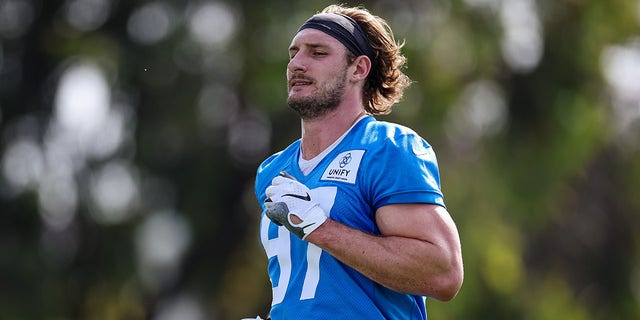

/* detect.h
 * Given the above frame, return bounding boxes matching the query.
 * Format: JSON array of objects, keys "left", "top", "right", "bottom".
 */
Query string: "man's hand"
[{"left": 264, "top": 172, "right": 328, "bottom": 240}]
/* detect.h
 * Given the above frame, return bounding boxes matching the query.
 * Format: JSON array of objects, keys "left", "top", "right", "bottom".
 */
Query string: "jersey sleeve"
[
  {"left": 255, "top": 140, "right": 302, "bottom": 210},
  {"left": 364, "top": 128, "right": 445, "bottom": 210}
]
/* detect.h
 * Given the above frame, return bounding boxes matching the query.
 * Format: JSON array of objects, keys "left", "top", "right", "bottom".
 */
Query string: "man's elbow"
[
  {"left": 437, "top": 270, "right": 464, "bottom": 301},
  {"left": 431, "top": 264, "right": 464, "bottom": 301}
]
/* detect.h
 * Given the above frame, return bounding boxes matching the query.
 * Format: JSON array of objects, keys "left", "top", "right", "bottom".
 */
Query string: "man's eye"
[{"left": 313, "top": 51, "right": 327, "bottom": 56}]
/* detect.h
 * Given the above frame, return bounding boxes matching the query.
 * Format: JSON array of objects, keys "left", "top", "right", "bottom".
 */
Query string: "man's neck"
[{"left": 300, "top": 107, "right": 366, "bottom": 160}]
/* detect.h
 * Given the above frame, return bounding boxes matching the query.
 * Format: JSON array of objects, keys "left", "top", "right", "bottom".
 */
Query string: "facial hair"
[{"left": 287, "top": 69, "right": 347, "bottom": 120}]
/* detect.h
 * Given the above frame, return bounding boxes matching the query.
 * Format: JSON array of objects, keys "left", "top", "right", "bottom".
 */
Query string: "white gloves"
[{"left": 264, "top": 172, "right": 328, "bottom": 240}]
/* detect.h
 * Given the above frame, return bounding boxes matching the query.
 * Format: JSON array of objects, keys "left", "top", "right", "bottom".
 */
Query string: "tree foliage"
[{"left": 1, "top": 0, "right": 639, "bottom": 319}]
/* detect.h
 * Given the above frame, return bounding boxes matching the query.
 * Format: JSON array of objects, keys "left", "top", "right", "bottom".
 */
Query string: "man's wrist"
[
  {"left": 303, "top": 217, "right": 333, "bottom": 243},
  {"left": 300, "top": 213, "right": 328, "bottom": 240}
]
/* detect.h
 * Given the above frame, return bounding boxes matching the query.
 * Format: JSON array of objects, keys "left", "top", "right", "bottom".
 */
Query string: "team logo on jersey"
[
  {"left": 321, "top": 150, "right": 365, "bottom": 184},
  {"left": 338, "top": 153, "right": 352, "bottom": 168}
]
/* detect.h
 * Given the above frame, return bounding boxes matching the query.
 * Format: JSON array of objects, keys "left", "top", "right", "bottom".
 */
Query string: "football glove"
[{"left": 264, "top": 171, "right": 328, "bottom": 240}]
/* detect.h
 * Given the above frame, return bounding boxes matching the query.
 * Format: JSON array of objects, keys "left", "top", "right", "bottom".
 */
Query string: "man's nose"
[{"left": 287, "top": 54, "right": 307, "bottom": 73}]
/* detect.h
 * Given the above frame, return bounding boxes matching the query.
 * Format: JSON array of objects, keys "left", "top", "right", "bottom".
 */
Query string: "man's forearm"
[{"left": 306, "top": 219, "right": 463, "bottom": 300}]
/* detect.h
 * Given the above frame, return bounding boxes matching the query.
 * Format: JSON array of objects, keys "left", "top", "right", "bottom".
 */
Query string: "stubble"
[{"left": 287, "top": 69, "right": 347, "bottom": 120}]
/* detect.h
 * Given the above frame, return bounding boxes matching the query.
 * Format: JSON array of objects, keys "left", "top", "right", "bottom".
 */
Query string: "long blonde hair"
[{"left": 321, "top": 4, "right": 412, "bottom": 115}]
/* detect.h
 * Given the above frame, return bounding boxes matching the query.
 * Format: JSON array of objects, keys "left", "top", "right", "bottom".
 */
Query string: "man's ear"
[{"left": 350, "top": 56, "right": 371, "bottom": 81}]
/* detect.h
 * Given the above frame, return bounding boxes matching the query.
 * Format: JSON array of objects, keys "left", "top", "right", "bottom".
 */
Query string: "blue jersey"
[{"left": 255, "top": 116, "right": 445, "bottom": 320}]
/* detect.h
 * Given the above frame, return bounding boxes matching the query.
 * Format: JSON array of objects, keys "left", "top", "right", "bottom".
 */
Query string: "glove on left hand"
[{"left": 264, "top": 172, "right": 328, "bottom": 240}]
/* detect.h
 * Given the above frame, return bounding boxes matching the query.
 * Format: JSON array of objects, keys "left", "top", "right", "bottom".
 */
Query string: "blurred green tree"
[{"left": 0, "top": 0, "right": 638, "bottom": 319}]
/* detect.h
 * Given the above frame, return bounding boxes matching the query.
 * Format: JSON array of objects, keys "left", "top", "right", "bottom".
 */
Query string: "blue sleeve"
[
  {"left": 254, "top": 140, "right": 301, "bottom": 210},
  {"left": 364, "top": 130, "right": 445, "bottom": 210},
  {"left": 255, "top": 153, "right": 280, "bottom": 210}
]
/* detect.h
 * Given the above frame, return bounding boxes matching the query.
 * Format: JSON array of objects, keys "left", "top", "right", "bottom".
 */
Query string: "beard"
[{"left": 287, "top": 70, "right": 347, "bottom": 120}]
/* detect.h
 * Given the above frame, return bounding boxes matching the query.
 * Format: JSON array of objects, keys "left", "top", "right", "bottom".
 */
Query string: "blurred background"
[{"left": 0, "top": 0, "right": 639, "bottom": 319}]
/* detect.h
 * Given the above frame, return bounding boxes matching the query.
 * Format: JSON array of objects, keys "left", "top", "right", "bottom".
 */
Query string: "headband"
[{"left": 297, "top": 13, "right": 375, "bottom": 65}]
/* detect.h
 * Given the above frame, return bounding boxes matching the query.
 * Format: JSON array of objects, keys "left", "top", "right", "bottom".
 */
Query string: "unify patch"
[{"left": 320, "top": 150, "right": 365, "bottom": 184}]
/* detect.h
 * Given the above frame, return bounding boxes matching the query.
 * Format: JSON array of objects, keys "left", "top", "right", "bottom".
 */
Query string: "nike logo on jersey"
[{"left": 283, "top": 193, "right": 311, "bottom": 201}]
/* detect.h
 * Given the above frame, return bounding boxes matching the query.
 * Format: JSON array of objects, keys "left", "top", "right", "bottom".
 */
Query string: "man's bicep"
[{"left": 375, "top": 203, "right": 458, "bottom": 245}]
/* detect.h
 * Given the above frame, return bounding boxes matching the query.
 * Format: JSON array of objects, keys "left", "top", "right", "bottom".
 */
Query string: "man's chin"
[
  {"left": 289, "top": 104, "right": 338, "bottom": 121},
  {"left": 287, "top": 92, "right": 310, "bottom": 105}
]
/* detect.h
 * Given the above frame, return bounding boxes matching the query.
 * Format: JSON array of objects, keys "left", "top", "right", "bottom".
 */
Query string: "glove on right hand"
[{"left": 264, "top": 172, "right": 328, "bottom": 240}]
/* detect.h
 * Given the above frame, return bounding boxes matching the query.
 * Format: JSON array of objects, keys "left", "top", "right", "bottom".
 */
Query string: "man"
[{"left": 253, "top": 4, "right": 463, "bottom": 319}]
